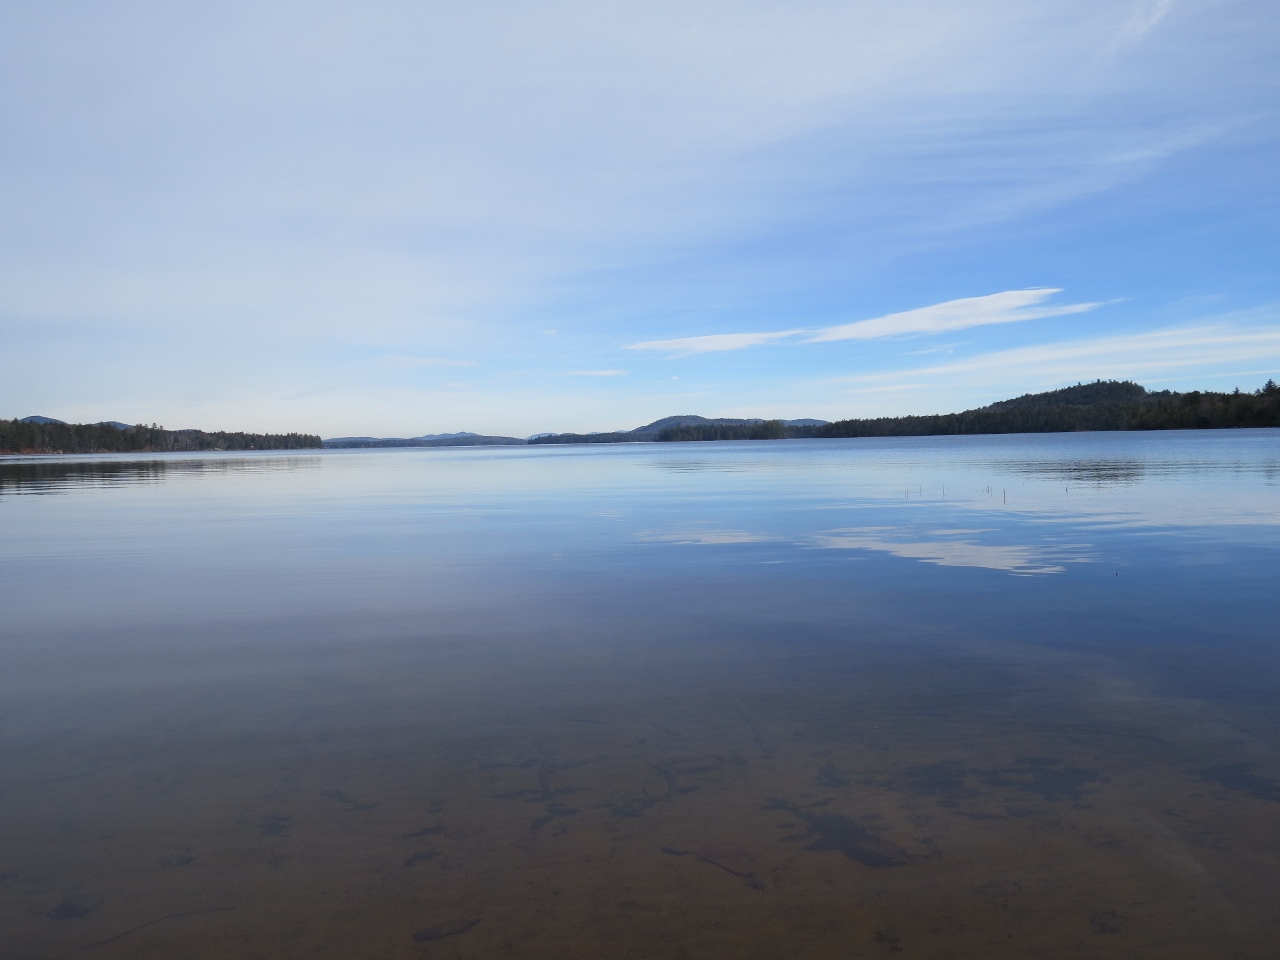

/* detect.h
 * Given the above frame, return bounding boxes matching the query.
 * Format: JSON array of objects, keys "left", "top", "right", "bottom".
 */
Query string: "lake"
[{"left": 2, "top": 430, "right": 1279, "bottom": 959}]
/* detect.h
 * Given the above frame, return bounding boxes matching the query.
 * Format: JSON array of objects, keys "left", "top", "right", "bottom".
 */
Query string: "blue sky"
[{"left": 1, "top": 1, "right": 1277, "bottom": 437}]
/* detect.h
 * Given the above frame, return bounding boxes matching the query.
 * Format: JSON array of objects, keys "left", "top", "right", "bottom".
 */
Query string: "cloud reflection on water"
[
  {"left": 637, "top": 523, "right": 1082, "bottom": 576},
  {"left": 810, "top": 529, "right": 1074, "bottom": 576},
  {"left": 636, "top": 527, "right": 774, "bottom": 546}
]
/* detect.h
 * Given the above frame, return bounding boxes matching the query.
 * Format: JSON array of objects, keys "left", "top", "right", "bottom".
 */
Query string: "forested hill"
[
  {"left": 529, "top": 416, "right": 826, "bottom": 444},
  {"left": 0, "top": 419, "right": 322, "bottom": 455},
  {"left": 814, "top": 380, "right": 1280, "bottom": 438}
]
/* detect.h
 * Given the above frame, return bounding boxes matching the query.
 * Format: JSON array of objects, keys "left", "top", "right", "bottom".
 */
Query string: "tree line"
[
  {"left": 655, "top": 420, "right": 788, "bottom": 441},
  {"left": 528, "top": 430, "right": 637, "bottom": 444},
  {"left": 10, "top": 379, "right": 1274, "bottom": 454},
  {"left": 530, "top": 420, "right": 790, "bottom": 443},
  {"left": 809, "top": 380, "right": 1280, "bottom": 438},
  {"left": 528, "top": 379, "right": 1280, "bottom": 445},
  {"left": 0, "top": 419, "right": 322, "bottom": 455}
]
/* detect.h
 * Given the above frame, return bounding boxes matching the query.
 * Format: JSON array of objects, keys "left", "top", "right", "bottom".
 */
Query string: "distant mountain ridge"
[
  {"left": 529, "top": 380, "right": 1278, "bottom": 444},
  {"left": 10, "top": 379, "right": 1277, "bottom": 457},
  {"left": 22, "top": 416, "right": 142, "bottom": 430},
  {"left": 325, "top": 417, "right": 830, "bottom": 447},
  {"left": 529, "top": 415, "right": 830, "bottom": 444}
]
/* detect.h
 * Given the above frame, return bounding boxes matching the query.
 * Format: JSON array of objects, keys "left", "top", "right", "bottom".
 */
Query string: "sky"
[{"left": 1, "top": 1, "right": 1278, "bottom": 437}]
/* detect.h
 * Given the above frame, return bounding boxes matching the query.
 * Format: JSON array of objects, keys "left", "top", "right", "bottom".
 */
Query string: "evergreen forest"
[
  {"left": 809, "top": 380, "right": 1280, "bottom": 439},
  {"left": 532, "top": 380, "right": 1280, "bottom": 444},
  {"left": 0, "top": 419, "right": 322, "bottom": 455}
]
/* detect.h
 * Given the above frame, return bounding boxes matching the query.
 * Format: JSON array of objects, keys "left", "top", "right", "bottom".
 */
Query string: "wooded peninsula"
[{"left": 0, "top": 420, "right": 322, "bottom": 455}]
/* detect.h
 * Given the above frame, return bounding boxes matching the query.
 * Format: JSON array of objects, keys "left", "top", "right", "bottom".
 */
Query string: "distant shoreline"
[
  {"left": 528, "top": 379, "right": 1280, "bottom": 445},
  {"left": 7, "top": 379, "right": 1276, "bottom": 455}
]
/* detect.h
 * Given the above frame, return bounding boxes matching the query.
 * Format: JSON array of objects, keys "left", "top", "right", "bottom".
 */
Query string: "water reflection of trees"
[
  {"left": 1007, "top": 459, "right": 1148, "bottom": 486},
  {"left": 651, "top": 459, "right": 755, "bottom": 474},
  {"left": 0, "top": 456, "right": 322, "bottom": 496},
  {"left": 1007, "top": 456, "right": 1280, "bottom": 486}
]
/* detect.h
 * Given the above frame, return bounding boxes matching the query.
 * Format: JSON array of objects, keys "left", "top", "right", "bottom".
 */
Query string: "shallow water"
[{"left": 2, "top": 431, "right": 1279, "bottom": 959}]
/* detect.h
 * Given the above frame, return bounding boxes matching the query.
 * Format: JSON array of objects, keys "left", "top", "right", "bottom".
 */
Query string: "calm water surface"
[{"left": 2, "top": 431, "right": 1279, "bottom": 958}]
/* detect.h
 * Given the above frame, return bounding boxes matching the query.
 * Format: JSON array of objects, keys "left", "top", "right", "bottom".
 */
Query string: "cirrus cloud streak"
[
  {"left": 624, "top": 289, "right": 1101, "bottom": 356},
  {"left": 624, "top": 329, "right": 805, "bottom": 356},
  {"left": 805, "top": 289, "right": 1101, "bottom": 343}
]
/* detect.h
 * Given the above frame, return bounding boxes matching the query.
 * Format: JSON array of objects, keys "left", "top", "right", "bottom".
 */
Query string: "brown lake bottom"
[{"left": 4, "top": 597, "right": 1279, "bottom": 960}]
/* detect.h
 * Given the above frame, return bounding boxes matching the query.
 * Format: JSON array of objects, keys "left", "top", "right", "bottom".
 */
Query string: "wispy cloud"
[
  {"left": 805, "top": 289, "right": 1100, "bottom": 342},
  {"left": 624, "top": 289, "right": 1100, "bottom": 356},
  {"left": 828, "top": 318, "right": 1280, "bottom": 393},
  {"left": 382, "top": 355, "right": 476, "bottom": 368},
  {"left": 1110, "top": 0, "right": 1177, "bottom": 51},
  {"left": 624, "top": 330, "right": 804, "bottom": 357},
  {"left": 564, "top": 369, "right": 628, "bottom": 377}
]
